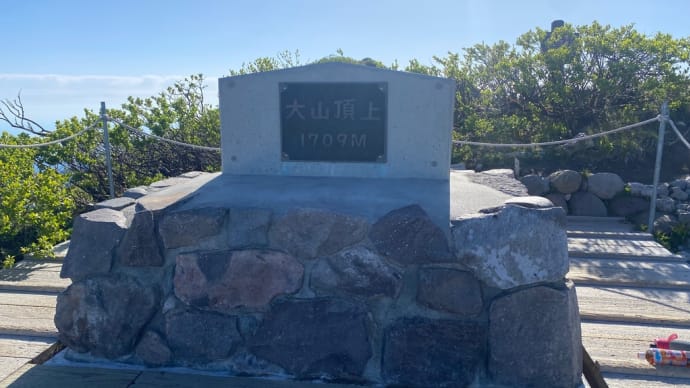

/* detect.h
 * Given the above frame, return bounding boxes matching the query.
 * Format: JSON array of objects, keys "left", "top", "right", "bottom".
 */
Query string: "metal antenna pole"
[
  {"left": 647, "top": 101, "right": 669, "bottom": 233},
  {"left": 100, "top": 102, "right": 115, "bottom": 198}
]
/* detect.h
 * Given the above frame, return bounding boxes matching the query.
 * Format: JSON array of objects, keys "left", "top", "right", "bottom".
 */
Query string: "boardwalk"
[
  {"left": 569, "top": 216, "right": 690, "bottom": 387},
  {"left": 0, "top": 257, "right": 67, "bottom": 384}
]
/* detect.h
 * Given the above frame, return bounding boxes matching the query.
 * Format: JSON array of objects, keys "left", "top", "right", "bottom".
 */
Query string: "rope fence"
[
  {"left": 452, "top": 116, "right": 663, "bottom": 148},
  {"left": 1, "top": 109, "right": 687, "bottom": 153},
  {"left": 0, "top": 122, "right": 100, "bottom": 149},
  {"left": 1, "top": 101, "right": 689, "bottom": 233},
  {"left": 107, "top": 117, "right": 221, "bottom": 152}
]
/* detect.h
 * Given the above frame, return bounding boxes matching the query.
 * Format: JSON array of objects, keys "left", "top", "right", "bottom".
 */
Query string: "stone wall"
[
  {"left": 521, "top": 169, "right": 690, "bottom": 231},
  {"left": 56, "top": 172, "right": 582, "bottom": 387}
]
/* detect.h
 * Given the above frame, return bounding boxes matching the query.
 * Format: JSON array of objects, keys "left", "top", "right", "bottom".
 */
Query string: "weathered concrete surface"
[
  {"left": 220, "top": 62, "right": 455, "bottom": 181},
  {"left": 171, "top": 173, "right": 451, "bottom": 235},
  {"left": 453, "top": 205, "right": 568, "bottom": 289},
  {"left": 450, "top": 170, "right": 515, "bottom": 217}
]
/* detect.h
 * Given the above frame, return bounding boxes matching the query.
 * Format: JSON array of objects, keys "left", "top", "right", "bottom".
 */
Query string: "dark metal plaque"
[{"left": 280, "top": 82, "right": 387, "bottom": 162}]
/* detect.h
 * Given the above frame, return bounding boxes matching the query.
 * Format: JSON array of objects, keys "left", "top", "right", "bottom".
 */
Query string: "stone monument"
[{"left": 55, "top": 63, "right": 582, "bottom": 387}]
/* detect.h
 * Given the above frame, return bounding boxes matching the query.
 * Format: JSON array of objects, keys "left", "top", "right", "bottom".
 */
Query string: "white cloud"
[{"left": 0, "top": 73, "right": 220, "bottom": 132}]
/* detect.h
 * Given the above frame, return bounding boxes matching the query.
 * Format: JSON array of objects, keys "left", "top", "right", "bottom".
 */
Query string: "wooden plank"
[
  {"left": 0, "top": 268, "right": 70, "bottom": 293},
  {"left": 568, "top": 237, "right": 676, "bottom": 258},
  {"left": 0, "top": 304, "right": 57, "bottom": 337},
  {"left": 569, "top": 258, "right": 690, "bottom": 288},
  {"left": 0, "top": 357, "right": 29, "bottom": 384},
  {"left": 0, "top": 365, "right": 140, "bottom": 388},
  {"left": 0, "top": 335, "right": 54, "bottom": 358},
  {"left": 0, "top": 291, "right": 57, "bottom": 309},
  {"left": 12, "top": 260, "right": 63, "bottom": 272},
  {"left": 582, "top": 321, "right": 690, "bottom": 379},
  {"left": 567, "top": 230, "right": 653, "bottom": 241},
  {"left": 600, "top": 372, "right": 690, "bottom": 388},
  {"left": 577, "top": 286, "right": 690, "bottom": 326}
]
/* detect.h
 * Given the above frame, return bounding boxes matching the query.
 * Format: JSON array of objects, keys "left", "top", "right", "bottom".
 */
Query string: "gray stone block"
[
  {"left": 382, "top": 318, "right": 486, "bottom": 387},
  {"left": 269, "top": 208, "right": 368, "bottom": 259},
  {"left": 520, "top": 174, "right": 549, "bottom": 196},
  {"left": 609, "top": 196, "right": 649, "bottom": 217},
  {"left": 94, "top": 196, "right": 136, "bottom": 211},
  {"left": 55, "top": 274, "right": 159, "bottom": 358},
  {"left": 545, "top": 193, "right": 569, "bottom": 214},
  {"left": 173, "top": 249, "right": 303, "bottom": 313},
  {"left": 504, "top": 196, "right": 554, "bottom": 209},
  {"left": 569, "top": 191, "right": 607, "bottom": 217},
  {"left": 117, "top": 210, "right": 163, "bottom": 267},
  {"left": 311, "top": 245, "right": 402, "bottom": 298},
  {"left": 123, "top": 186, "right": 149, "bottom": 199},
  {"left": 452, "top": 205, "right": 568, "bottom": 289},
  {"left": 489, "top": 282, "right": 582, "bottom": 388},
  {"left": 654, "top": 214, "right": 679, "bottom": 234},
  {"left": 158, "top": 207, "right": 227, "bottom": 249},
  {"left": 227, "top": 208, "right": 272, "bottom": 249},
  {"left": 135, "top": 330, "right": 172, "bottom": 367},
  {"left": 165, "top": 309, "right": 241, "bottom": 362},
  {"left": 587, "top": 172, "right": 625, "bottom": 199},
  {"left": 61, "top": 208, "right": 127, "bottom": 281},
  {"left": 548, "top": 170, "right": 582, "bottom": 194},
  {"left": 249, "top": 298, "right": 371, "bottom": 380},
  {"left": 657, "top": 197, "right": 677, "bottom": 213},
  {"left": 369, "top": 205, "right": 451, "bottom": 265},
  {"left": 417, "top": 268, "right": 483, "bottom": 316},
  {"left": 671, "top": 187, "right": 689, "bottom": 201}
]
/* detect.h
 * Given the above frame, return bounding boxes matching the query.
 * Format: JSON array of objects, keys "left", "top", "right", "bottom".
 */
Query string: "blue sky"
[{"left": 1, "top": 0, "right": 689, "bottom": 132}]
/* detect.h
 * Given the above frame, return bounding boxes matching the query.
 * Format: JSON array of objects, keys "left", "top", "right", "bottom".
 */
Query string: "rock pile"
[{"left": 521, "top": 169, "right": 690, "bottom": 232}]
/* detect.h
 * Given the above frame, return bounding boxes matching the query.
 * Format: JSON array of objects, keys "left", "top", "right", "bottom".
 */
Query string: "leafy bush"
[
  {"left": 655, "top": 224, "right": 690, "bottom": 253},
  {"left": 0, "top": 133, "right": 75, "bottom": 266}
]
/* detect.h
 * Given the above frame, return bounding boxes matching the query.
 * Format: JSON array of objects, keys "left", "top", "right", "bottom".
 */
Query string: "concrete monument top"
[{"left": 219, "top": 62, "right": 455, "bottom": 180}]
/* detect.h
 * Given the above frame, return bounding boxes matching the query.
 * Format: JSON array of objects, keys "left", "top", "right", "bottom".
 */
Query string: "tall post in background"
[
  {"left": 648, "top": 101, "right": 669, "bottom": 233},
  {"left": 100, "top": 102, "right": 115, "bottom": 198}
]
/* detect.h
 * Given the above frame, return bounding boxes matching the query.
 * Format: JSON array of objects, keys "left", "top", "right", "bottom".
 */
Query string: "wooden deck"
[{"left": 568, "top": 217, "right": 690, "bottom": 387}]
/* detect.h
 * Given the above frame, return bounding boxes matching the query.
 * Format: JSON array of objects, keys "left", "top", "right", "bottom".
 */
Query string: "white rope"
[
  {"left": 668, "top": 118, "right": 690, "bottom": 150},
  {"left": 108, "top": 117, "right": 221, "bottom": 152},
  {"left": 0, "top": 122, "right": 99, "bottom": 149},
  {"left": 453, "top": 116, "right": 661, "bottom": 148}
]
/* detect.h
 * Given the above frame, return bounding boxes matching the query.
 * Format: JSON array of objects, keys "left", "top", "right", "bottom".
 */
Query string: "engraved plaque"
[{"left": 280, "top": 82, "right": 387, "bottom": 162}]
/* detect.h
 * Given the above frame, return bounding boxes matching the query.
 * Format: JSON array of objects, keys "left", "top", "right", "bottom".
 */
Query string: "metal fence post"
[
  {"left": 647, "top": 101, "right": 669, "bottom": 233},
  {"left": 100, "top": 102, "right": 115, "bottom": 198}
]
